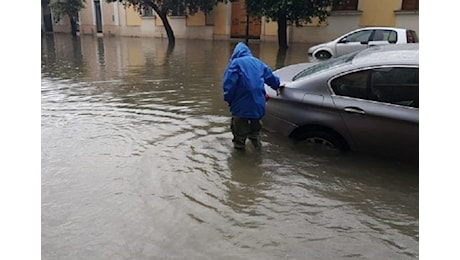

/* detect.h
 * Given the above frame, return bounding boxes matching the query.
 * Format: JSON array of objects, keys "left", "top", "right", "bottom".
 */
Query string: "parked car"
[
  {"left": 265, "top": 44, "right": 419, "bottom": 160},
  {"left": 307, "top": 27, "right": 418, "bottom": 60}
]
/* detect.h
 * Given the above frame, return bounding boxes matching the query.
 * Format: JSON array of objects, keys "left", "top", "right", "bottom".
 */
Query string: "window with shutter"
[
  {"left": 402, "top": 0, "right": 419, "bottom": 10},
  {"left": 332, "top": 0, "right": 358, "bottom": 11}
]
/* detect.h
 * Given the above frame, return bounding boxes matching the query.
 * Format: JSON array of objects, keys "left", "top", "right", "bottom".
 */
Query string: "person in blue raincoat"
[{"left": 223, "top": 42, "right": 284, "bottom": 150}]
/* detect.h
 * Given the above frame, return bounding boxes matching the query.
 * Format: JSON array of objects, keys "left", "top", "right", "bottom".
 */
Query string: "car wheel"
[
  {"left": 315, "top": 51, "right": 332, "bottom": 60},
  {"left": 296, "top": 130, "right": 348, "bottom": 152}
]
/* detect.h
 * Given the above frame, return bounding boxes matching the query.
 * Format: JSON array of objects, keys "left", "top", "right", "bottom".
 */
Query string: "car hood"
[{"left": 273, "top": 62, "right": 316, "bottom": 82}]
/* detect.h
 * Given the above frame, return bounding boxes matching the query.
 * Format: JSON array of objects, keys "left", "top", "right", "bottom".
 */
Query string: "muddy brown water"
[{"left": 42, "top": 34, "right": 418, "bottom": 259}]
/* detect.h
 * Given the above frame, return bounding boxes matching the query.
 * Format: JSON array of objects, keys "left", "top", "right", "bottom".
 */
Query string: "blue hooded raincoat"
[{"left": 223, "top": 42, "right": 281, "bottom": 119}]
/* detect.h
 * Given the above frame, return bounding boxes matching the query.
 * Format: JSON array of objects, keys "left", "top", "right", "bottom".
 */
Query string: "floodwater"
[{"left": 41, "top": 34, "right": 418, "bottom": 259}]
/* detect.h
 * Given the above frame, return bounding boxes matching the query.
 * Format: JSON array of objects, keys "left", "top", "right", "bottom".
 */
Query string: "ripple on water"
[{"left": 42, "top": 36, "right": 418, "bottom": 259}]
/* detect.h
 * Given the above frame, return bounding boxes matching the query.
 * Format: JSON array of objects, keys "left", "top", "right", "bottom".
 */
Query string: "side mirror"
[{"left": 339, "top": 37, "right": 347, "bottom": 43}]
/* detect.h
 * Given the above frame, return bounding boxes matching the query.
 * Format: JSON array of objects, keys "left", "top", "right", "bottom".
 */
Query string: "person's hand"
[{"left": 276, "top": 83, "right": 286, "bottom": 96}]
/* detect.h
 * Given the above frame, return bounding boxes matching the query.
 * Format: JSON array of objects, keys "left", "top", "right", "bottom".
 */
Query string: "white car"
[{"left": 307, "top": 27, "right": 418, "bottom": 60}]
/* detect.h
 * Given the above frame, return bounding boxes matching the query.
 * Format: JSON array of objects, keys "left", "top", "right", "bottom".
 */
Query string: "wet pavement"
[{"left": 41, "top": 34, "right": 418, "bottom": 259}]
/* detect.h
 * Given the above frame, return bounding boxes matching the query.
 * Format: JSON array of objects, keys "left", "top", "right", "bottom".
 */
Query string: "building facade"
[{"left": 42, "top": 0, "right": 419, "bottom": 43}]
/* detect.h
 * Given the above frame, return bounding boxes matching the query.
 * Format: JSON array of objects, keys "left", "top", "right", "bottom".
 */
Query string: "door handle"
[{"left": 344, "top": 107, "right": 365, "bottom": 115}]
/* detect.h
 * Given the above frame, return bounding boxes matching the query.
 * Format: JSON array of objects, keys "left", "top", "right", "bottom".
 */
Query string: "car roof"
[
  {"left": 351, "top": 26, "right": 409, "bottom": 32},
  {"left": 351, "top": 43, "right": 419, "bottom": 67}
]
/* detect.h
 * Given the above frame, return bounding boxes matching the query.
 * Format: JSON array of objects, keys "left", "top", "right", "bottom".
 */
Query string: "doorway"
[
  {"left": 94, "top": 0, "right": 103, "bottom": 33},
  {"left": 230, "top": 0, "right": 261, "bottom": 39}
]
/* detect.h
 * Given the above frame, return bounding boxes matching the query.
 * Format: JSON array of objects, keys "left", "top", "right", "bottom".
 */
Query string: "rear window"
[
  {"left": 293, "top": 52, "right": 358, "bottom": 81},
  {"left": 406, "top": 30, "right": 419, "bottom": 43}
]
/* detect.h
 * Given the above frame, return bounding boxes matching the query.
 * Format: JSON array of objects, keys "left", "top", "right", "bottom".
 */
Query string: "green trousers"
[{"left": 230, "top": 116, "right": 262, "bottom": 150}]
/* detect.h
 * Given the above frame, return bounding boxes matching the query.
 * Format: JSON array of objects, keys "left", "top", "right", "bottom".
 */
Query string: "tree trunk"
[
  {"left": 245, "top": 15, "right": 249, "bottom": 45},
  {"left": 149, "top": 3, "right": 175, "bottom": 46},
  {"left": 70, "top": 15, "right": 77, "bottom": 37},
  {"left": 160, "top": 13, "right": 175, "bottom": 46},
  {"left": 277, "top": 12, "right": 288, "bottom": 50},
  {"left": 275, "top": 48, "right": 287, "bottom": 69}
]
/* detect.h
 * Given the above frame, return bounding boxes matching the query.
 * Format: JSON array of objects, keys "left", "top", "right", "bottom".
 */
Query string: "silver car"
[
  {"left": 265, "top": 44, "right": 419, "bottom": 160},
  {"left": 307, "top": 27, "right": 419, "bottom": 60}
]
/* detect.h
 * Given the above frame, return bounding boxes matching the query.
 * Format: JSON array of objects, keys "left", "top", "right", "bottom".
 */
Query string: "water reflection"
[
  {"left": 42, "top": 34, "right": 418, "bottom": 259},
  {"left": 226, "top": 150, "right": 267, "bottom": 211},
  {"left": 97, "top": 37, "right": 105, "bottom": 66},
  {"left": 275, "top": 48, "right": 288, "bottom": 70}
]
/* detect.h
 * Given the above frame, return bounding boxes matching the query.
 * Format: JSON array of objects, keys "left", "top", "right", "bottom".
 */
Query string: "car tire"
[
  {"left": 315, "top": 51, "right": 332, "bottom": 60},
  {"left": 296, "top": 130, "right": 348, "bottom": 152}
]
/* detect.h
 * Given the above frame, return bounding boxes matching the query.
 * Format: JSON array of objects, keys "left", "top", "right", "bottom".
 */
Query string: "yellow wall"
[
  {"left": 359, "top": 0, "right": 399, "bottom": 27},
  {"left": 213, "top": 3, "right": 227, "bottom": 35},
  {"left": 187, "top": 11, "right": 206, "bottom": 26},
  {"left": 126, "top": 6, "right": 141, "bottom": 26},
  {"left": 70, "top": 0, "right": 415, "bottom": 41},
  {"left": 156, "top": 16, "right": 164, "bottom": 26},
  {"left": 264, "top": 21, "right": 277, "bottom": 36}
]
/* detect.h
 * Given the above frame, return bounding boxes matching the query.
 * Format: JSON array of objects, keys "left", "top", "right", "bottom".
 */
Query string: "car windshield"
[{"left": 292, "top": 52, "right": 358, "bottom": 81}]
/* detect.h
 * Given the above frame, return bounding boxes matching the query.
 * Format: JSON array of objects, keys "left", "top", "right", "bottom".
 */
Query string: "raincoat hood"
[{"left": 230, "top": 42, "right": 253, "bottom": 60}]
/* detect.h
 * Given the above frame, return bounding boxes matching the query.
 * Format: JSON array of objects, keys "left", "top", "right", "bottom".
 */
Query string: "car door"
[
  {"left": 335, "top": 29, "right": 373, "bottom": 57},
  {"left": 329, "top": 67, "right": 419, "bottom": 158}
]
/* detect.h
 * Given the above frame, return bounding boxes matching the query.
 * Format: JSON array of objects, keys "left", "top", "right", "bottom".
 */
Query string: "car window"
[
  {"left": 343, "top": 30, "right": 372, "bottom": 43},
  {"left": 388, "top": 30, "right": 398, "bottom": 43},
  {"left": 330, "top": 67, "right": 419, "bottom": 108},
  {"left": 293, "top": 52, "right": 358, "bottom": 81},
  {"left": 406, "top": 30, "right": 419, "bottom": 43},
  {"left": 369, "top": 67, "right": 419, "bottom": 108},
  {"left": 330, "top": 70, "right": 369, "bottom": 99},
  {"left": 372, "top": 30, "right": 397, "bottom": 43}
]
